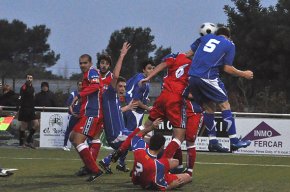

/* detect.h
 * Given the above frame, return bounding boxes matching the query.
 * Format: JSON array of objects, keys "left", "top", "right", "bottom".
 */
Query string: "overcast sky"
[{"left": 0, "top": 0, "right": 277, "bottom": 77}]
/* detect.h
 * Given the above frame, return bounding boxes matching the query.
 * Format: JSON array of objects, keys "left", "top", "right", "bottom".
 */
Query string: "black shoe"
[
  {"left": 75, "top": 166, "right": 91, "bottom": 176},
  {"left": 169, "top": 167, "right": 187, "bottom": 174},
  {"left": 86, "top": 170, "right": 103, "bottom": 182},
  {"left": 116, "top": 164, "right": 130, "bottom": 172},
  {"left": 111, "top": 149, "right": 123, "bottom": 163},
  {"left": 98, "top": 160, "right": 113, "bottom": 174},
  {"left": 208, "top": 143, "right": 229, "bottom": 152},
  {"left": 25, "top": 143, "right": 36, "bottom": 149}
]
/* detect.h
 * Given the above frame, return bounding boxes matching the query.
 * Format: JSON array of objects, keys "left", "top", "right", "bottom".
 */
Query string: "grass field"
[{"left": 0, "top": 147, "right": 290, "bottom": 192}]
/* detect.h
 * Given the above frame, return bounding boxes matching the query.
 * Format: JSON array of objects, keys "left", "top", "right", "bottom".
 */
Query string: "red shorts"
[
  {"left": 149, "top": 91, "right": 185, "bottom": 128},
  {"left": 165, "top": 173, "right": 178, "bottom": 184},
  {"left": 73, "top": 116, "right": 103, "bottom": 138},
  {"left": 185, "top": 100, "right": 203, "bottom": 142}
]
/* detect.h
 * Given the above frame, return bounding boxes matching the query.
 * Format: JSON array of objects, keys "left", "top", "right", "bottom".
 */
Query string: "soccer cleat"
[
  {"left": 86, "top": 170, "right": 103, "bottom": 182},
  {"left": 75, "top": 166, "right": 91, "bottom": 176},
  {"left": 98, "top": 160, "right": 113, "bottom": 174},
  {"left": 0, "top": 169, "right": 13, "bottom": 177},
  {"left": 169, "top": 167, "right": 187, "bottom": 174},
  {"left": 208, "top": 143, "right": 229, "bottom": 152},
  {"left": 110, "top": 149, "right": 123, "bottom": 163},
  {"left": 231, "top": 139, "right": 251, "bottom": 151},
  {"left": 63, "top": 146, "right": 71, "bottom": 151},
  {"left": 116, "top": 164, "right": 130, "bottom": 172},
  {"left": 25, "top": 143, "right": 36, "bottom": 149}
]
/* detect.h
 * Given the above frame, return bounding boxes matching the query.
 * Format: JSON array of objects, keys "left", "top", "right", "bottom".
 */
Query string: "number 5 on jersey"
[{"left": 203, "top": 39, "right": 220, "bottom": 53}]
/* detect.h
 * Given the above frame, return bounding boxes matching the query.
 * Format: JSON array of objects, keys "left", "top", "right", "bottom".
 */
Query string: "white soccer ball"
[{"left": 199, "top": 22, "right": 217, "bottom": 36}]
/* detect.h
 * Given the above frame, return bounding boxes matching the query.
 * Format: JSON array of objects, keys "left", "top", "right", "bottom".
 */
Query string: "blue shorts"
[
  {"left": 123, "top": 110, "right": 144, "bottom": 131},
  {"left": 188, "top": 76, "right": 228, "bottom": 104}
]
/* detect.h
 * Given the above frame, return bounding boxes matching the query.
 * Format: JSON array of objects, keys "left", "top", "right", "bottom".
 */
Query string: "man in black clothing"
[
  {"left": 34, "top": 82, "right": 57, "bottom": 107},
  {"left": 0, "top": 84, "right": 18, "bottom": 106},
  {"left": 18, "top": 74, "right": 39, "bottom": 148}
]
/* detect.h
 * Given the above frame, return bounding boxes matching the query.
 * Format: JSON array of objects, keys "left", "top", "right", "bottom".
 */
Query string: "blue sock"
[
  {"left": 103, "top": 154, "right": 112, "bottom": 166},
  {"left": 204, "top": 113, "right": 217, "bottom": 144},
  {"left": 118, "top": 151, "right": 128, "bottom": 166},
  {"left": 222, "top": 110, "right": 238, "bottom": 144}
]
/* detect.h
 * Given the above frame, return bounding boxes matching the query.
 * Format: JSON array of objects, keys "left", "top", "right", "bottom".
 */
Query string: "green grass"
[{"left": 0, "top": 147, "right": 290, "bottom": 192}]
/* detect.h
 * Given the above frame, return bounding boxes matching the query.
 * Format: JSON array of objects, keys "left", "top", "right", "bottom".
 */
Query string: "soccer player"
[
  {"left": 69, "top": 54, "right": 103, "bottom": 182},
  {"left": 111, "top": 52, "right": 202, "bottom": 168},
  {"left": 17, "top": 74, "right": 39, "bottom": 149},
  {"left": 123, "top": 60, "right": 154, "bottom": 131},
  {"left": 186, "top": 26, "right": 253, "bottom": 152},
  {"left": 130, "top": 133, "right": 191, "bottom": 190},
  {"left": 63, "top": 81, "right": 82, "bottom": 151}
]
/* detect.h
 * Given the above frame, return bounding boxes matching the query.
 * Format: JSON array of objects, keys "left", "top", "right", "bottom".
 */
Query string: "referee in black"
[{"left": 17, "top": 74, "right": 39, "bottom": 148}]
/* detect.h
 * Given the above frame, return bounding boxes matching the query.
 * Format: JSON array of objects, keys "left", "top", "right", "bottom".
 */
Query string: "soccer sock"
[
  {"left": 173, "top": 147, "right": 183, "bottom": 168},
  {"left": 103, "top": 154, "right": 112, "bottom": 166},
  {"left": 76, "top": 143, "right": 100, "bottom": 173},
  {"left": 222, "top": 110, "right": 239, "bottom": 144},
  {"left": 204, "top": 113, "right": 218, "bottom": 144},
  {"left": 26, "top": 129, "right": 35, "bottom": 144},
  {"left": 186, "top": 145, "right": 196, "bottom": 177},
  {"left": 89, "top": 139, "right": 101, "bottom": 161},
  {"left": 119, "top": 127, "right": 141, "bottom": 152},
  {"left": 118, "top": 150, "right": 128, "bottom": 166},
  {"left": 19, "top": 130, "right": 25, "bottom": 146},
  {"left": 163, "top": 138, "right": 181, "bottom": 158}
]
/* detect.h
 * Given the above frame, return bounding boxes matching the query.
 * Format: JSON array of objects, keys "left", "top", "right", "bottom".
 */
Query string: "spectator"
[
  {"left": 0, "top": 84, "right": 18, "bottom": 106},
  {"left": 34, "top": 82, "right": 57, "bottom": 107}
]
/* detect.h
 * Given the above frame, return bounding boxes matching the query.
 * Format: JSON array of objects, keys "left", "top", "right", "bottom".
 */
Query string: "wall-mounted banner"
[
  {"left": 234, "top": 118, "right": 290, "bottom": 156},
  {"left": 40, "top": 112, "right": 72, "bottom": 148}
]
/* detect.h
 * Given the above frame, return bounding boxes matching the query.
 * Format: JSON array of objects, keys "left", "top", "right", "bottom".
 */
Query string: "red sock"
[
  {"left": 89, "top": 139, "right": 101, "bottom": 161},
  {"left": 119, "top": 127, "right": 141, "bottom": 152},
  {"left": 173, "top": 147, "right": 183, "bottom": 167},
  {"left": 186, "top": 146, "right": 196, "bottom": 176},
  {"left": 163, "top": 138, "right": 181, "bottom": 158},
  {"left": 77, "top": 143, "right": 100, "bottom": 173}
]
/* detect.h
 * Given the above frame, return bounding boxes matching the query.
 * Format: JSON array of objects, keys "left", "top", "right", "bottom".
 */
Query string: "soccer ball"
[{"left": 199, "top": 22, "right": 217, "bottom": 36}]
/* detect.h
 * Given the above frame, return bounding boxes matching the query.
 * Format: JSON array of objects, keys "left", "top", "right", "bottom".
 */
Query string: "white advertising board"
[
  {"left": 234, "top": 118, "right": 290, "bottom": 155},
  {"left": 40, "top": 112, "right": 72, "bottom": 148}
]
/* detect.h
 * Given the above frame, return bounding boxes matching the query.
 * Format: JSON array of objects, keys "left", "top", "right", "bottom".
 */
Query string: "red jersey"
[
  {"left": 79, "top": 67, "right": 102, "bottom": 117},
  {"left": 131, "top": 135, "right": 168, "bottom": 190},
  {"left": 162, "top": 53, "right": 191, "bottom": 95},
  {"left": 100, "top": 71, "right": 113, "bottom": 89}
]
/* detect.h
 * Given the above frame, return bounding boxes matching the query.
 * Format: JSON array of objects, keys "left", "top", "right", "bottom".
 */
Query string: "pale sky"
[{"left": 0, "top": 0, "right": 277, "bottom": 77}]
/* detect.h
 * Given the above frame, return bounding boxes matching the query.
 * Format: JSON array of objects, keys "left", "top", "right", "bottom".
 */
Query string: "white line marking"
[{"left": 1, "top": 156, "right": 290, "bottom": 168}]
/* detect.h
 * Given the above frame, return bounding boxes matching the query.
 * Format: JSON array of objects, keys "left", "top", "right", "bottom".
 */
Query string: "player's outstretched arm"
[
  {"left": 223, "top": 65, "right": 254, "bottom": 80},
  {"left": 111, "top": 42, "right": 131, "bottom": 88},
  {"left": 138, "top": 61, "right": 167, "bottom": 86}
]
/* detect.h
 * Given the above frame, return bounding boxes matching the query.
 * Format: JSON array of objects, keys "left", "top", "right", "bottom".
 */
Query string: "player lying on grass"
[{"left": 128, "top": 132, "right": 191, "bottom": 190}]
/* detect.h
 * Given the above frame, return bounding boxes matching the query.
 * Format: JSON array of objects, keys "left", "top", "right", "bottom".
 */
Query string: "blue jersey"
[
  {"left": 102, "top": 85, "right": 128, "bottom": 143},
  {"left": 66, "top": 90, "right": 81, "bottom": 115},
  {"left": 125, "top": 73, "right": 150, "bottom": 114},
  {"left": 188, "top": 34, "right": 235, "bottom": 79}
]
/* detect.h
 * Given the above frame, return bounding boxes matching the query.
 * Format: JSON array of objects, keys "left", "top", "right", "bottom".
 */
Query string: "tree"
[
  {"left": 223, "top": 0, "right": 290, "bottom": 112},
  {"left": 0, "top": 19, "right": 60, "bottom": 79},
  {"left": 97, "top": 27, "right": 172, "bottom": 80}
]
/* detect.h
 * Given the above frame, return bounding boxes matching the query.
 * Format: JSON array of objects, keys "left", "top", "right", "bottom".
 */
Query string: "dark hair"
[
  {"left": 149, "top": 133, "right": 166, "bottom": 151},
  {"left": 41, "top": 81, "right": 49, "bottom": 88},
  {"left": 80, "top": 54, "right": 92, "bottom": 62},
  {"left": 97, "top": 54, "right": 112, "bottom": 68},
  {"left": 26, "top": 74, "right": 33, "bottom": 78},
  {"left": 140, "top": 60, "right": 154, "bottom": 72},
  {"left": 216, "top": 27, "right": 231, "bottom": 38},
  {"left": 117, "top": 76, "right": 126, "bottom": 84}
]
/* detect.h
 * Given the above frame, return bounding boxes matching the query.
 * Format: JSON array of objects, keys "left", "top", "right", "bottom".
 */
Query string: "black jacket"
[
  {"left": 34, "top": 90, "right": 57, "bottom": 107},
  {"left": 0, "top": 90, "right": 18, "bottom": 106}
]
